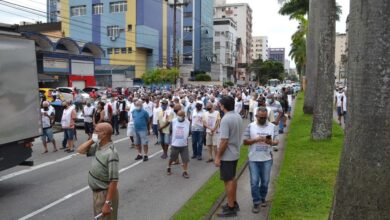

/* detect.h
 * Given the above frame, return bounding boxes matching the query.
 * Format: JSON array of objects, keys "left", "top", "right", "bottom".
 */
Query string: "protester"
[
  {"left": 132, "top": 100, "right": 150, "bottom": 161},
  {"left": 83, "top": 100, "right": 95, "bottom": 140},
  {"left": 41, "top": 101, "right": 57, "bottom": 153},
  {"left": 158, "top": 99, "right": 173, "bottom": 159},
  {"left": 203, "top": 102, "right": 221, "bottom": 163},
  {"left": 152, "top": 100, "right": 161, "bottom": 145},
  {"left": 111, "top": 97, "right": 120, "bottom": 135},
  {"left": 191, "top": 102, "right": 205, "bottom": 160},
  {"left": 243, "top": 107, "right": 279, "bottom": 213},
  {"left": 215, "top": 96, "right": 243, "bottom": 217},
  {"left": 77, "top": 123, "right": 119, "bottom": 220},
  {"left": 61, "top": 100, "right": 76, "bottom": 153}
]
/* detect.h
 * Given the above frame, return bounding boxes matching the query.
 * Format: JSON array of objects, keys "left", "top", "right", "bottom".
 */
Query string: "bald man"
[
  {"left": 77, "top": 123, "right": 119, "bottom": 220},
  {"left": 167, "top": 110, "right": 191, "bottom": 178}
]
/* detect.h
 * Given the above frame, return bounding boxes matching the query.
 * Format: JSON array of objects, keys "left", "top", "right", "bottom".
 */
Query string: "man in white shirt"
[
  {"left": 335, "top": 88, "right": 345, "bottom": 125},
  {"left": 143, "top": 97, "right": 154, "bottom": 133},
  {"left": 83, "top": 100, "right": 95, "bottom": 140},
  {"left": 41, "top": 101, "right": 57, "bottom": 153},
  {"left": 203, "top": 102, "right": 221, "bottom": 163},
  {"left": 243, "top": 107, "right": 279, "bottom": 213},
  {"left": 191, "top": 102, "right": 205, "bottom": 160},
  {"left": 234, "top": 96, "right": 243, "bottom": 115},
  {"left": 152, "top": 100, "right": 161, "bottom": 145},
  {"left": 111, "top": 97, "right": 120, "bottom": 135},
  {"left": 342, "top": 91, "right": 347, "bottom": 123}
]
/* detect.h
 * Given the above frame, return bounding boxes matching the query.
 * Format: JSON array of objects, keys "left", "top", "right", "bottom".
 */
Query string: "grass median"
[
  {"left": 172, "top": 146, "right": 249, "bottom": 220},
  {"left": 270, "top": 93, "right": 344, "bottom": 219}
]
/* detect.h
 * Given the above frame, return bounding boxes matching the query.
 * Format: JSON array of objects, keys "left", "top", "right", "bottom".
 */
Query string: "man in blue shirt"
[{"left": 132, "top": 100, "right": 150, "bottom": 161}]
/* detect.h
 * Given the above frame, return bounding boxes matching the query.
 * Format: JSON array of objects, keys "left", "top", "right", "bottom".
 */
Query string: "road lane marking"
[
  {"left": 18, "top": 149, "right": 163, "bottom": 220},
  {"left": 0, "top": 137, "right": 130, "bottom": 182}
]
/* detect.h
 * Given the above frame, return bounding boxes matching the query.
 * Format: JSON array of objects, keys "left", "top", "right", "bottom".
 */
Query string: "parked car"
[
  {"left": 39, "top": 88, "right": 64, "bottom": 102},
  {"left": 83, "top": 86, "right": 106, "bottom": 97},
  {"left": 57, "top": 87, "right": 90, "bottom": 102}
]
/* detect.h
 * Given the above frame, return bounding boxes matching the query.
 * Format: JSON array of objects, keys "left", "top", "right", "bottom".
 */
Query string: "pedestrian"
[
  {"left": 143, "top": 97, "right": 154, "bottom": 133},
  {"left": 166, "top": 110, "right": 191, "bottom": 178},
  {"left": 132, "top": 100, "right": 150, "bottom": 161},
  {"left": 89, "top": 89, "right": 97, "bottom": 100},
  {"left": 152, "top": 100, "right": 161, "bottom": 145},
  {"left": 249, "top": 94, "right": 258, "bottom": 123},
  {"left": 51, "top": 89, "right": 58, "bottom": 101},
  {"left": 41, "top": 101, "right": 57, "bottom": 153},
  {"left": 61, "top": 100, "right": 76, "bottom": 153},
  {"left": 342, "top": 90, "right": 347, "bottom": 123},
  {"left": 94, "top": 102, "right": 105, "bottom": 126},
  {"left": 118, "top": 96, "right": 127, "bottom": 129},
  {"left": 203, "top": 102, "right": 221, "bottom": 163},
  {"left": 335, "top": 88, "right": 344, "bottom": 125},
  {"left": 243, "top": 107, "right": 279, "bottom": 213},
  {"left": 77, "top": 123, "right": 119, "bottom": 220},
  {"left": 234, "top": 95, "right": 243, "bottom": 116},
  {"left": 126, "top": 105, "right": 135, "bottom": 148},
  {"left": 215, "top": 95, "right": 243, "bottom": 217},
  {"left": 101, "top": 96, "right": 113, "bottom": 123},
  {"left": 111, "top": 97, "right": 120, "bottom": 135},
  {"left": 83, "top": 100, "right": 95, "bottom": 140},
  {"left": 158, "top": 99, "right": 174, "bottom": 159},
  {"left": 191, "top": 102, "right": 205, "bottom": 160},
  {"left": 266, "top": 94, "right": 283, "bottom": 129}
]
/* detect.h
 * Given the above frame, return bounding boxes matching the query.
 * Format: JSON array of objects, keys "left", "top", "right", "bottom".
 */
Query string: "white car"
[{"left": 57, "top": 87, "right": 90, "bottom": 102}]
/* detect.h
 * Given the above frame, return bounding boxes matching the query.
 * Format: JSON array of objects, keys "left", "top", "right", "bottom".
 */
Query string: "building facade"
[
  {"left": 49, "top": 0, "right": 181, "bottom": 86},
  {"left": 335, "top": 33, "right": 347, "bottom": 82},
  {"left": 180, "top": 0, "right": 214, "bottom": 82},
  {"left": 211, "top": 17, "right": 237, "bottom": 82},
  {"left": 269, "top": 48, "right": 285, "bottom": 66},
  {"left": 251, "top": 36, "right": 268, "bottom": 61}
]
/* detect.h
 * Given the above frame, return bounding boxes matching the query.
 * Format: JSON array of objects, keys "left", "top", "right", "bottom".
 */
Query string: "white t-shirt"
[
  {"left": 249, "top": 99, "right": 258, "bottom": 113},
  {"left": 83, "top": 105, "right": 95, "bottom": 123},
  {"left": 203, "top": 111, "right": 221, "bottom": 133},
  {"left": 171, "top": 119, "right": 190, "bottom": 147},
  {"left": 191, "top": 110, "right": 205, "bottom": 131},
  {"left": 342, "top": 94, "right": 347, "bottom": 112},
  {"left": 41, "top": 108, "right": 52, "bottom": 128},
  {"left": 143, "top": 102, "right": 154, "bottom": 117},
  {"left": 243, "top": 122, "right": 279, "bottom": 162},
  {"left": 235, "top": 100, "right": 243, "bottom": 114},
  {"left": 335, "top": 92, "right": 344, "bottom": 107},
  {"left": 152, "top": 107, "right": 161, "bottom": 125}
]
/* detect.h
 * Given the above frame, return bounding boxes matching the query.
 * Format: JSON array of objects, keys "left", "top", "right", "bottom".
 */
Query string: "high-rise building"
[
  {"left": 214, "top": 3, "right": 253, "bottom": 65},
  {"left": 335, "top": 33, "right": 347, "bottom": 82},
  {"left": 49, "top": 0, "right": 181, "bottom": 85},
  {"left": 180, "top": 0, "right": 214, "bottom": 82},
  {"left": 269, "top": 48, "right": 285, "bottom": 66},
  {"left": 251, "top": 36, "right": 269, "bottom": 61}
]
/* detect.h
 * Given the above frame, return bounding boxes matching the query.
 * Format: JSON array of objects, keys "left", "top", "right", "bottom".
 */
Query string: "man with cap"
[{"left": 77, "top": 123, "right": 119, "bottom": 220}]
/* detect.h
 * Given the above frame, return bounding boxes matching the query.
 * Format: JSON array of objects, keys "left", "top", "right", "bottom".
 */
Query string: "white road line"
[
  {"left": 0, "top": 137, "right": 130, "bottom": 182},
  {"left": 18, "top": 149, "right": 163, "bottom": 220}
]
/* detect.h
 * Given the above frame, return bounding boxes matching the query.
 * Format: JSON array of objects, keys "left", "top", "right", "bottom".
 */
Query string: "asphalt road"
[{"left": 0, "top": 127, "right": 220, "bottom": 220}]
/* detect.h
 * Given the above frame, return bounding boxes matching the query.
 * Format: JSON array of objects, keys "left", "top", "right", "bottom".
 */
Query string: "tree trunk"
[
  {"left": 303, "top": 0, "right": 319, "bottom": 114},
  {"left": 329, "top": 1, "right": 390, "bottom": 219},
  {"left": 311, "top": 0, "right": 335, "bottom": 139}
]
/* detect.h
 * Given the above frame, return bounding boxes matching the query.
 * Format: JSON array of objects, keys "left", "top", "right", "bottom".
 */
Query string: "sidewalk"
[{"left": 211, "top": 102, "right": 295, "bottom": 220}]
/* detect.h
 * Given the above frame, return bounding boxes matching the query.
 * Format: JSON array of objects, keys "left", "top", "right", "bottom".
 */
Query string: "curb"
[{"left": 203, "top": 160, "right": 249, "bottom": 220}]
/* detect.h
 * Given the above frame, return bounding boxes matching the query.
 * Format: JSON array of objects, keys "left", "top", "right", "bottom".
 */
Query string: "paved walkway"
[{"left": 211, "top": 101, "right": 296, "bottom": 220}]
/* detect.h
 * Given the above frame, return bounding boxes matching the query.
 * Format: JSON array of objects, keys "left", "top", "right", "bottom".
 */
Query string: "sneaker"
[
  {"left": 279, "top": 130, "right": 284, "bottom": 134},
  {"left": 252, "top": 204, "right": 260, "bottom": 213},
  {"left": 217, "top": 207, "right": 237, "bottom": 217},
  {"left": 191, "top": 155, "right": 197, "bottom": 159},
  {"left": 222, "top": 202, "right": 240, "bottom": 212},
  {"left": 166, "top": 167, "right": 172, "bottom": 175},
  {"left": 161, "top": 154, "right": 168, "bottom": 159},
  {"left": 182, "top": 171, "right": 190, "bottom": 179},
  {"left": 261, "top": 199, "right": 267, "bottom": 207},
  {"left": 115, "top": 132, "right": 119, "bottom": 136},
  {"left": 143, "top": 155, "right": 148, "bottom": 161},
  {"left": 197, "top": 156, "right": 202, "bottom": 161},
  {"left": 155, "top": 141, "right": 160, "bottom": 145},
  {"left": 206, "top": 159, "right": 214, "bottom": 163},
  {"left": 135, "top": 155, "right": 143, "bottom": 160}
]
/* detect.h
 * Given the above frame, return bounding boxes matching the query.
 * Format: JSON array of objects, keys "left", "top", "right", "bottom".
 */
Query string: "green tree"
[
  {"left": 141, "top": 68, "right": 179, "bottom": 85},
  {"left": 250, "top": 59, "right": 285, "bottom": 85},
  {"left": 279, "top": 0, "right": 342, "bottom": 20}
]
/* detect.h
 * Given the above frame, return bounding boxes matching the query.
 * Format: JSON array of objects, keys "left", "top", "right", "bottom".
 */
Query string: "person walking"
[
  {"left": 83, "top": 100, "right": 95, "bottom": 140},
  {"left": 132, "top": 100, "right": 150, "bottom": 161},
  {"left": 41, "top": 101, "right": 57, "bottom": 153},
  {"left": 158, "top": 99, "right": 173, "bottom": 159},
  {"left": 94, "top": 102, "right": 106, "bottom": 127},
  {"left": 243, "top": 107, "right": 279, "bottom": 213},
  {"left": 215, "top": 96, "right": 243, "bottom": 217},
  {"left": 166, "top": 110, "right": 191, "bottom": 178},
  {"left": 152, "top": 100, "right": 161, "bottom": 145},
  {"left": 191, "top": 102, "right": 205, "bottom": 160},
  {"left": 111, "top": 97, "right": 120, "bottom": 135},
  {"left": 77, "top": 123, "right": 119, "bottom": 220},
  {"left": 61, "top": 101, "right": 76, "bottom": 153},
  {"left": 203, "top": 102, "right": 221, "bottom": 163}
]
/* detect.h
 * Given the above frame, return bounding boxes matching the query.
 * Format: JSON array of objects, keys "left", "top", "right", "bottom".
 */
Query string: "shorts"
[
  {"left": 127, "top": 125, "right": 135, "bottom": 137},
  {"left": 63, "top": 128, "right": 75, "bottom": 140},
  {"left": 220, "top": 160, "right": 238, "bottom": 181},
  {"left": 243, "top": 105, "right": 249, "bottom": 110},
  {"left": 84, "top": 122, "right": 94, "bottom": 134},
  {"left": 134, "top": 130, "right": 148, "bottom": 145},
  {"left": 160, "top": 133, "right": 171, "bottom": 145},
  {"left": 120, "top": 111, "right": 128, "bottom": 123},
  {"left": 206, "top": 133, "right": 218, "bottom": 146},
  {"left": 337, "top": 107, "right": 342, "bottom": 116},
  {"left": 288, "top": 106, "right": 291, "bottom": 113},
  {"left": 41, "top": 127, "right": 54, "bottom": 142},
  {"left": 170, "top": 146, "right": 190, "bottom": 163}
]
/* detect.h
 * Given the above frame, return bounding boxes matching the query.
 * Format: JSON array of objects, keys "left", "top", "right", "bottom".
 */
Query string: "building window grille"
[
  {"left": 110, "top": 1, "right": 127, "bottom": 13},
  {"left": 184, "top": 40, "right": 192, "bottom": 46},
  {"left": 107, "top": 25, "right": 120, "bottom": 37},
  {"left": 70, "top": 5, "right": 86, "bottom": 16},
  {"left": 183, "top": 26, "right": 193, "bottom": 32},
  {"left": 92, "top": 3, "right": 103, "bottom": 15}
]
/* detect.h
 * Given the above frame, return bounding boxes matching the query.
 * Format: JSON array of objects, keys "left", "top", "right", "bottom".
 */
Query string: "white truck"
[{"left": 0, "top": 33, "right": 42, "bottom": 171}]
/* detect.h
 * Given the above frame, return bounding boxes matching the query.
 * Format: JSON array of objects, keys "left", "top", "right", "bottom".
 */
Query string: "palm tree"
[
  {"left": 310, "top": 0, "right": 336, "bottom": 140},
  {"left": 279, "top": 0, "right": 342, "bottom": 20},
  {"left": 289, "top": 16, "right": 307, "bottom": 76},
  {"left": 330, "top": 1, "right": 390, "bottom": 218}
]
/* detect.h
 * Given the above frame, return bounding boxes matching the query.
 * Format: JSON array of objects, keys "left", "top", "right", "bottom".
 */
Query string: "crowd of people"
[{"left": 40, "top": 84, "right": 296, "bottom": 219}]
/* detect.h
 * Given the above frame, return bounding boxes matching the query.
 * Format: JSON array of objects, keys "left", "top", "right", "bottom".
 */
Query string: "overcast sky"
[{"left": 1, "top": 0, "right": 350, "bottom": 68}]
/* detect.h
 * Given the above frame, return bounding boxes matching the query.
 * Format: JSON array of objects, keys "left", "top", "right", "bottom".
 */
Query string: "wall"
[{"left": 68, "top": 75, "right": 96, "bottom": 87}]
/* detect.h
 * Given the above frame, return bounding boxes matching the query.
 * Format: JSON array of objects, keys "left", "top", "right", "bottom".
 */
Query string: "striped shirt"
[{"left": 87, "top": 142, "right": 119, "bottom": 191}]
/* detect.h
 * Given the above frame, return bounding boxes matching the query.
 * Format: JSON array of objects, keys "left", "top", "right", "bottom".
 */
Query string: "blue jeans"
[
  {"left": 279, "top": 115, "right": 284, "bottom": 132},
  {"left": 152, "top": 124, "right": 159, "bottom": 139},
  {"left": 191, "top": 130, "right": 204, "bottom": 157},
  {"left": 111, "top": 115, "right": 119, "bottom": 133},
  {"left": 249, "top": 160, "right": 273, "bottom": 205}
]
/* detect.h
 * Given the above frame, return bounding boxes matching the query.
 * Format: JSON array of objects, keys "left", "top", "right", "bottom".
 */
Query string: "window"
[
  {"left": 215, "top": 42, "right": 220, "bottom": 49},
  {"left": 184, "top": 12, "right": 192, "bottom": 17},
  {"left": 127, "top": 47, "right": 132, "bottom": 53},
  {"left": 70, "top": 5, "right": 86, "bottom": 16},
  {"left": 110, "top": 1, "right": 127, "bottom": 13},
  {"left": 127, "top": 24, "right": 132, "bottom": 31},
  {"left": 114, "top": 48, "right": 120, "bottom": 54},
  {"left": 107, "top": 48, "right": 113, "bottom": 54},
  {"left": 184, "top": 40, "right": 192, "bottom": 46},
  {"left": 183, "top": 26, "right": 193, "bottom": 32},
  {"left": 107, "top": 25, "right": 120, "bottom": 37},
  {"left": 93, "top": 3, "right": 103, "bottom": 15},
  {"left": 121, "top": 48, "right": 127, "bottom": 54},
  {"left": 183, "top": 55, "right": 192, "bottom": 62},
  {"left": 215, "top": 31, "right": 220, "bottom": 36}
]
